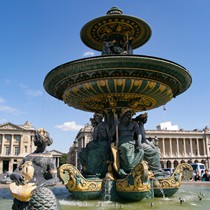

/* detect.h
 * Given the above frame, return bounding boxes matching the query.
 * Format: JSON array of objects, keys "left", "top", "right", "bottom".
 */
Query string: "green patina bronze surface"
[
  {"left": 44, "top": 55, "right": 191, "bottom": 113},
  {"left": 80, "top": 7, "right": 151, "bottom": 51},
  {"left": 44, "top": 7, "right": 191, "bottom": 113},
  {"left": 45, "top": 6, "right": 193, "bottom": 202}
]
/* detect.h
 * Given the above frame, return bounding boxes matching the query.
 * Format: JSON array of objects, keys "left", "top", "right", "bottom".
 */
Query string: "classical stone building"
[
  {"left": 0, "top": 121, "right": 63, "bottom": 173},
  {"left": 68, "top": 124, "right": 210, "bottom": 170},
  {"left": 147, "top": 128, "right": 210, "bottom": 169},
  {"left": 50, "top": 149, "right": 63, "bottom": 168},
  {"left": 0, "top": 121, "right": 36, "bottom": 173},
  {"left": 67, "top": 123, "right": 93, "bottom": 169}
]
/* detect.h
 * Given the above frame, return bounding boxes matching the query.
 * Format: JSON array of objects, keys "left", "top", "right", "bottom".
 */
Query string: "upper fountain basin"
[{"left": 43, "top": 55, "right": 192, "bottom": 113}]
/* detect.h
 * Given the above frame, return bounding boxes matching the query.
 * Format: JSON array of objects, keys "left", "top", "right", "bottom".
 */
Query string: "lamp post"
[
  {"left": 154, "top": 136, "right": 159, "bottom": 147},
  {"left": 74, "top": 139, "right": 78, "bottom": 168}
]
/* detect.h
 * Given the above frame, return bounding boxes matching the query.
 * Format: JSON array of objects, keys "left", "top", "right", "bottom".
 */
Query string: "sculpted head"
[
  {"left": 35, "top": 128, "right": 53, "bottom": 146},
  {"left": 120, "top": 109, "right": 135, "bottom": 123},
  {"left": 93, "top": 113, "right": 103, "bottom": 124},
  {"left": 134, "top": 112, "right": 148, "bottom": 124}
]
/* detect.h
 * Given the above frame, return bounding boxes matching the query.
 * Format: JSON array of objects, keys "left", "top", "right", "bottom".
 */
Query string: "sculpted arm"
[
  {"left": 134, "top": 122, "right": 143, "bottom": 149},
  {"left": 10, "top": 159, "right": 26, "bottom": 185},
  {"left": 41, "top": 157, "right": 58, "bottom": 187}
]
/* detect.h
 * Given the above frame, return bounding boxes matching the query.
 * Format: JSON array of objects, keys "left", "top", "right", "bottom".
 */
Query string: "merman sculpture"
[
  {"left": 79, "top": 113, "right": 111, "bottom": 178},
  {"left": 133, "top": 113, "right": 163, "bottom": 176},
  {"left": 9, "top": 129, "right": 60, "bottom": 210},
  {"left": 110, "top": 109, "right": 144, "bottom": 177}
]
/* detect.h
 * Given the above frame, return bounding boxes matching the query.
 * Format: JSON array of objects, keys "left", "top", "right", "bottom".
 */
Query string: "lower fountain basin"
[{"left": 1, "top": 183, "right": 210, "bottom": 210}]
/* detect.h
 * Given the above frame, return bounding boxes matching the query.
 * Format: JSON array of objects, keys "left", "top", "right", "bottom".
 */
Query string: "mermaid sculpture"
[{"left": 9, "top": 128, "right": 60, "bottom": 210}]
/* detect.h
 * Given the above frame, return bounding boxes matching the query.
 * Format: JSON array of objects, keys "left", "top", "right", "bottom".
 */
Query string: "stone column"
[
  {"left": 205, "top": 135, "right": 210, "bottom": 168},
  {"left": 10, "top": 135, "right": 14, "bottom": 155},
  {"left": 183, "top": 138, "right": 186, "bottom": 156},
  {"left": 57, "top": 157, "right": 60, "bottom": 168},
  {"left": 0, "top": 160, "right": 3, "bottom": 173},
  {"left": 169, "top": 138, "right": 173, "bottom": 157},
  {"left": 19, "top": 135, "right": 23, "bottom": 154},
  {"left": 190, "top": 138, "right": 193, "bottom": 156},
  {"left": 80, "top": 137, "right": 83, "bottom": 148},
  {"left": 203, "top": 139, "right": 206, "bottom": 156},
  {"left": 162, "top": 138, "right": 165, "bottom": 157},
  {"left": 1, "top": 134, "right": 5, "bottom": 155},
  {"left": 176, "top": 138, "right": 180, "bottom": 157},
  {"left": 84, "top": 136, "right": 87, "bottom": 148},
  {"left": 9, "top": 158, "right": 13, "bottom": 172},
  {"left": 196, "top": 138, "right": 200, "bottom": 156}
]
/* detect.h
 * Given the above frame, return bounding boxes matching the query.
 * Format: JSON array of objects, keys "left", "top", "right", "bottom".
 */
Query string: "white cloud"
[
  {"left": 0, "top": 104, "right": 21, "bottom": 115},
  {"left": 55, "top": 121, "right": 83, "bottom": 131},
  {"left": 83, "top": 51, "right": 95, "bottom": 57},
  {"left": 0, "top": 96, "right": 22, "bottom": 115},
  {"left": 0, "top": 97, "right": 6, "bottom": 103},
  {"left": 20, "top": 84, "right": 43, "bottom": 98},
  {"left": 25, "top": 89, "right": 43, "bottom": 97}
]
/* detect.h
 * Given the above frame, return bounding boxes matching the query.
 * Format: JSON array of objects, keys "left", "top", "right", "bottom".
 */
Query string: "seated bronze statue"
[{"left": 78, "top": 113, "right": 111, "bottom": 178}]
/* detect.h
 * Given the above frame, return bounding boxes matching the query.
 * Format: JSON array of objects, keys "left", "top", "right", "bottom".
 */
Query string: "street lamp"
[
  {"left": 74, "top": 139, "right": 78, "bottom": 168},
  {"left": 154, "top": 136, "right": 159, "bottom": 147}
]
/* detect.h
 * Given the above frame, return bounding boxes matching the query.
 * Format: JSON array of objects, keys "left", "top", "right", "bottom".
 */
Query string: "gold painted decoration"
[
  {"left": 9, "top": 161, "right": 36, "bottom": 202},
  {"left": 62, "top": 78, "right": 172, "bottom": 113},
  {"left": 153, "top": 163, "right": 193, "bottom": 189},
  {"left": 116, "top": 161, "right": 150, "bottom": 192},
  {"left": 44, "top": 55, "right": 191, "bottom": 113},
  {"left": 59, "top": 164, "right": 103, "bottom": 192},
  {"left": 80, "top": 7, "right": 151, "bottom": 51},
  {"left": 9, "top": 183, "right": 36, "bottom": 202}
]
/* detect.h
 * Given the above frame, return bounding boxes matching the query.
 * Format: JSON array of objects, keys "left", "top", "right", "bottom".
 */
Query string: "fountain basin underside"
[{"left": 44, "top": 55, "right": 192, "bottom": 113}]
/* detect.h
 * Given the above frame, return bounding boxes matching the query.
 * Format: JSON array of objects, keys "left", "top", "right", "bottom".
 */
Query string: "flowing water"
[{"left": 0, "top": 182, "right": 210, "bottom": 210}]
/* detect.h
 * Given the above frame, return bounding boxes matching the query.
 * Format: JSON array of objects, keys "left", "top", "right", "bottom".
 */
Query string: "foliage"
[{"left": 59, "top": 153, "right": 68, "bottom": 165}]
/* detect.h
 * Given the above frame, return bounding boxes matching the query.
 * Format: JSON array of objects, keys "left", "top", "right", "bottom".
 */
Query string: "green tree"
[{"left": 59, "top": 153, "right": 67, "bottom": 166}]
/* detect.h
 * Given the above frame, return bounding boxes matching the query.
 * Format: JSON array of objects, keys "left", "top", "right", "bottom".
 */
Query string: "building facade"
[
  {"left": 67, "top": 123, "right": 93, "bottom": 169},
  {"left": 147, "top": 128, "right": 210, "bottom": 169},
  {"left": 0, "top": 121, "right": 36, "bottom": 173},
  {"left": 50, "top": 150, "right": 63, "bottom": 168},
  {"left": 0, "top": 121, "right": 64, "bottom": 173},
  {"left": 68, "top": 124, "right": 210, "bottom": 170}
]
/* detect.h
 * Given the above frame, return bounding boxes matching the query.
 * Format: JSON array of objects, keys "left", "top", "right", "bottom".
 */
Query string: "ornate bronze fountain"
[{"left": 44, "top": 7, "right": 192, "bottom": 201}]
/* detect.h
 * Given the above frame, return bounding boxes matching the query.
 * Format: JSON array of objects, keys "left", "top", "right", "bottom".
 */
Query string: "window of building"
[
  {"left": 14, "top": 135, "right": 21, "bottom": 142},
  {"left": 0, "top": 134, "right": 2, "bottom": 142},
  {"left": 31, "top": 135, "right": 34, "bottom": 142},
  {"left": 25, "top": 146, "right": 27, "bottom": 153},
  {"left": 5, "top": 134, "right": 12, "bottom": 142},
  {"left": 14, "top": 147, "right": 19, "bottom": 155},
  {"left": 5, "top": 146, "right": 10, "bottom": 155}
]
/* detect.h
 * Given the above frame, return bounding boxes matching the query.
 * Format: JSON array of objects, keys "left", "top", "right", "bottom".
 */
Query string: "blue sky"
[{"left": 0, "top": 1, "right": 210, "bottom": 153}]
